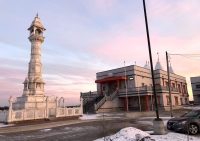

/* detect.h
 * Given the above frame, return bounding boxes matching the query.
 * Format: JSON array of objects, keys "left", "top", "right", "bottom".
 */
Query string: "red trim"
[
  {"left": 145, "top": 96, "right": 150, "bottom": 111},
  {"left": 95, "top": 76, "right": 127, "bottom": 83}
]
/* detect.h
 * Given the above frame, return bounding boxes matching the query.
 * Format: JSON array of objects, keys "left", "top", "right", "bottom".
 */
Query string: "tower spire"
[{"left": 157, "top": 52, "right": 159, "bottom": 61}]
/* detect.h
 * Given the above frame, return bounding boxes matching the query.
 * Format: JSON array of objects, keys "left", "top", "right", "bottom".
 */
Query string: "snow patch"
[
  {"left": 0, "top": 123, "right": 14, "bottom": 128},
  {"left": 151, "top": 132, "right": 200, "bottom": 141},
  {"left": 183, "top": 106, "right": 200, "bottom": 110},
  {"left": 95, "top": 127, "right": 200, "bottom": 141},
  {"left": 95, "top": 127, "right": 151, "bottom": 141},
  {"left": 79, "top": 114, "right": 121, "bottom": 120},
  {"left": 40, "top": 129, "right": 52, "bottom": 132}
]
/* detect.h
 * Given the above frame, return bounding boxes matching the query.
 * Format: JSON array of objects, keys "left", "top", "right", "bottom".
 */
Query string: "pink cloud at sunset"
[{"left": 1, "top": 0, "right": 200, "bottom": 106}]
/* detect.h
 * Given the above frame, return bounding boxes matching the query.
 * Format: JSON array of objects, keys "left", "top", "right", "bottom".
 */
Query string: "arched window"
[{"left": 35, "top": 29, "right": 43, "bottom": 36}]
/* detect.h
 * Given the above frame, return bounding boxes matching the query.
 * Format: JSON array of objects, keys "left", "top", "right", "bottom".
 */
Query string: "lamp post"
[{"left": 143, "top": 0, "right": 165, "bottom": 135}]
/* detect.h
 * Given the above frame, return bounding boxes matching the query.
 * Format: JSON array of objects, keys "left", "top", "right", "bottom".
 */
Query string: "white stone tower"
[
  {"left": 23, "top": 13, "right": 46, "bottom": 96},
  {"left": 12, "top": 14, "right": 55, "bottom": 110}
]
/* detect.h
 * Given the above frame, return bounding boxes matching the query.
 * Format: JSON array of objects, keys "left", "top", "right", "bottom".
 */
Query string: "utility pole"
[
  {"left": 166, "top": 51, "right": 173, "bottom": 117},
  {"left": 143, "top": 0, "right": 165, "bottom": 135},
  {"left": 142, "top": 0, "right": 159, "bottom": 119}
]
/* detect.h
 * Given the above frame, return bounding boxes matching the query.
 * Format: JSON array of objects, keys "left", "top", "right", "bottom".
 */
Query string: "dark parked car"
[{"left": 167, "top": 110, "right": 200, "bottom": 135}]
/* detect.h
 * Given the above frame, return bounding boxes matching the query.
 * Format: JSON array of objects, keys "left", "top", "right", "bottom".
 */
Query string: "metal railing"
[
  {"left": 118, "top": 86, "right": 179, "bottom": 96},
  {"left": 94, "top": 95, "right": 106, "bottom": 111}
]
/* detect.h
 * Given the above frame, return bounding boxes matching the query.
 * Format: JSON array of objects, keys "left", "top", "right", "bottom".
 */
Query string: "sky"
[{"left": 0, "top": 0, "right": 200, "bottom": 106}]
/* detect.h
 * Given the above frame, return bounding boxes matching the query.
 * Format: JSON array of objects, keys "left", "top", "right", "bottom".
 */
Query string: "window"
[
  {"left": 196, "top": 85, "right": 200, "bottom": 89},
  {"left": 103, "top": 86, "right": 106, "bottom": 91},
  {"left": 182, "top": 85, "right": 186, "bottom": 94},
  {"left": 166, "top": 96, "right": 170, "bottom": 105},
  {"left": 142, "top": 83, "right": 145, "bottom": 87},
  {"left": 185, "top": 98, "right": 188, "bottom": 104},
  {"left": 172, "top": 83, "right": 175, "bottom": 88},
  {"left": 165, "top": 81, "right": 168, "bottom": 87},
  {"left": 180, "top": 98, "right": 183, "bottom": 105},
  {"left": 129, "top": 77, "right": 134, "bottom": 81},
  {"left": 174, "top": 96, "right": 179, "bottom": 105},
  {"left": 178, "top": 84, "right": 181, "bottom": 93}
]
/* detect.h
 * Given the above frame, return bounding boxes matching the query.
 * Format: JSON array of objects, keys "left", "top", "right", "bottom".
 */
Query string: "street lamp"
[{"left": 142, "top": 0, "right": 165, "bottom": 135}]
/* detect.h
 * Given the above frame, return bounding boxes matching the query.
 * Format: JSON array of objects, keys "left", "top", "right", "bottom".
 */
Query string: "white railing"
[
  {"left": 94, "top": 96, "right": 106, "bottom": 111},
  {"left": 11, "top": 109, "right": 46, "bottom": 122},
  {"left": 118, "top": 86, "right": 179, "bottom": 95},
  {"left": 56, "top": 107, "right": 82, "bottom": 117}
]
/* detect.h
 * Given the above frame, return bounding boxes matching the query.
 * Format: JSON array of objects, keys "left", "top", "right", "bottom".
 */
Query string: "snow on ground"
[
  {"left": 79, "top": 113, "right": 123, "bottom": 120},
  {"left": 183, "top": 106, "right": 200, "bottom": 110},
  {"left": 139, "top": 117, "right": 172, "bottom": 126},
  {"left": 151, "top": 132, "right": 200, "bottom": 141},
  {"left": 0, "top": 123, "right": 14, "bottom": 128},
  {"left": 40, "top": 129, "right": 52, "bottom": 132},
  {"left": 95, "top": 127, "right": 200, "bottom": 141},
  {"left": 95, "top": 127, "right": 151, "bottom": 141}
]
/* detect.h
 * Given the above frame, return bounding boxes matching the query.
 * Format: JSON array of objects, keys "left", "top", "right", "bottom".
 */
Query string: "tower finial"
[
  {"left": 157, "top": 52, "right": 159, "bottom": 61},
  {"left": 36, "top": 13, "right": 38, "bottom": 17}
]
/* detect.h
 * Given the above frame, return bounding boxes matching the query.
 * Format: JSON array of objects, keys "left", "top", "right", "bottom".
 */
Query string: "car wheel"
[
  {"left": 167, "top": 125, "right": 171, "bottom": 130},
  {"left": 189, "top": 124, "right": 199, "bottom": 135}
]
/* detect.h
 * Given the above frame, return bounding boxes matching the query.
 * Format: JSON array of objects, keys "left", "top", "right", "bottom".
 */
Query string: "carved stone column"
[
  {"left": 46, "top": 96, "right": 49, "bottom": 119},
  {"left": 7, "top": 96, "right": 14, "bottom": 123},
  {"left": 80, "top": 98, "right": 83, "bottom": 115},
  {"left": 55, "top": 97, "right": 58, "bottom": 118}
]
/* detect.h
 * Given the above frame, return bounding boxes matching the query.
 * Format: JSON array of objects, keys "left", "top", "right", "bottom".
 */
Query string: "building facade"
[
  {"left": 190, "top": 76, "right": 200, "bottom": 105},
  {"left": 81, "top": 61, "right": 189, "bottom": 113}
]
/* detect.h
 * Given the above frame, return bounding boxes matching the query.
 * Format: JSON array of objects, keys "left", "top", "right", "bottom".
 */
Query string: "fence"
[
  {"left": 2, "top": 96, "right": 83, "bottom": 123},
  {"left": 0, "top": 111, "right": 8, "bottom": 123}
]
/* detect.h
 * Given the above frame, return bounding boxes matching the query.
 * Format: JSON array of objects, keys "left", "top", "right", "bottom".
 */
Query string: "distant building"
[
  {"left": 190, "top": 76, "right": 200, "bottom": 105},
  {"left": 81, "top": 60, "right": 189, "bottom": 113}
]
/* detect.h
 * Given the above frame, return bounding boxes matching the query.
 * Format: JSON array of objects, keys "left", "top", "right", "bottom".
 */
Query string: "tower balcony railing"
[{"left": 118, "top": 86, "right": 179, "bottom": 97}]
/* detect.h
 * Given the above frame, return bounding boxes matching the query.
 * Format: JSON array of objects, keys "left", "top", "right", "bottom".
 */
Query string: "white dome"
[
  {"left": 169, "top": 66, "right": 174, "bottom": 73},
  {"left": 144, "top": 61, "right": 150, "bottom": 70},
  {"left": 155, "top": 61, "right": 164, "bottom": 70}
]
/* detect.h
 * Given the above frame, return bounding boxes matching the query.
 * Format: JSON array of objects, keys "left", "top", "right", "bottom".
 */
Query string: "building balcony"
[{"left": 118, "top": 86, "right": 179, "bottom": 97}]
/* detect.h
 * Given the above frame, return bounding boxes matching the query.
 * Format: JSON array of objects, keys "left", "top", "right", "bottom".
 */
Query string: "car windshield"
[{"left": 183, "top": 111, "right": 200, "bottom": 117}]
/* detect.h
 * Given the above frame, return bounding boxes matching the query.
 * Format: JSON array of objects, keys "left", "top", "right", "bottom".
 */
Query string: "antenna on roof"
[
  {"left": 135, "top": 61, "right": 136, "bottom": 65},
  {"left": 157, "top": 52, "right": 159, "bottom": 61}
]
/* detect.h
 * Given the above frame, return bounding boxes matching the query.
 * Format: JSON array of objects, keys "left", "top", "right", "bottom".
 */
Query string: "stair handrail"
[
  {"left": 94, "top": 95, "right": 106, "bottom": 111},
  {"left": 110, "top": 89, "right": 118, "bottom": 100}
]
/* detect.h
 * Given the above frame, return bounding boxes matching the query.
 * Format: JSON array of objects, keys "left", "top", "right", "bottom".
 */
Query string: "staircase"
[{"left": 83, "top": 95, "right": 104, "bottom": 113}]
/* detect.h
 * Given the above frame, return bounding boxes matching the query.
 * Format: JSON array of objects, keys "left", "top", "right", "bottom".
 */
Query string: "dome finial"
[
  {"left": 36, "top": 13, "right": 38, "bottom": 17},
  {"left": 157, "top": 52, "right": 159, "bottom": 61}
]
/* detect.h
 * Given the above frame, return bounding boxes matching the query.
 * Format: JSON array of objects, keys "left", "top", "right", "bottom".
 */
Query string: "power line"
[{"left": 168, "top": 53, "right": 200, "bottom": 61}]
